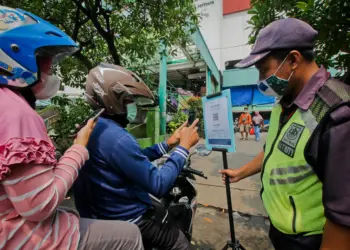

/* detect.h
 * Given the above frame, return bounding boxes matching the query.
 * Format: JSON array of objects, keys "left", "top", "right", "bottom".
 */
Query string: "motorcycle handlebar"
[{"left": 184, "top": 167, "right": 207, "bottom": 179}]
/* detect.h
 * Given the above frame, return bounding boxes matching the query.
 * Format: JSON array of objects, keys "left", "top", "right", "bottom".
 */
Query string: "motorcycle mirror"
[{"left": 195, "top": 144, "right": 212, "bottom": 157}]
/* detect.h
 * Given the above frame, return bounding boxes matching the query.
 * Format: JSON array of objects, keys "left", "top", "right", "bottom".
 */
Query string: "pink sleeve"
[{"left": 2, "top": 144, "right": 88, "bottom": 222}]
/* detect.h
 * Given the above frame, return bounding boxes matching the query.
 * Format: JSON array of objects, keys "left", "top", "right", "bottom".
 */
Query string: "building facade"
[
  {"left": 195, "top": 0, "right": 274, "bottom": 121},
  {"left": 195, "top": 0, "right": 252, "bottom": 70}
]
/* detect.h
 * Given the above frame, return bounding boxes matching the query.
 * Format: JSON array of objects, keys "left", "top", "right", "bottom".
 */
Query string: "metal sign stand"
[
  {"left": 213, "top": 148, "right": 246, "bottom": 250},
  {"left": 203, "top": 91, "right": 245, "bottom": 250}
]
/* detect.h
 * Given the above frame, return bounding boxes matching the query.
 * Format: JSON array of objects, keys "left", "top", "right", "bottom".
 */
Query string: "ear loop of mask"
[
  {"left": 287, "top": 70, "right": 294, "bottom": 81},
  {"left": 272, "top": 53, "right": 295, "bottom": 83},
  {"left": 273, "top": 54, "right": 290, "bottom": 77}
]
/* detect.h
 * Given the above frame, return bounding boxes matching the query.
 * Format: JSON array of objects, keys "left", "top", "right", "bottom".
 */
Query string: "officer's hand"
[
  {"left": 166, "top": 120, "right": 188, "bottom": 149},
  {"left": 179, "top": 119, "right": 200, "bottom": 150},
  {"left": 219, "top": 168, "right": 244, "bottom": 184}
]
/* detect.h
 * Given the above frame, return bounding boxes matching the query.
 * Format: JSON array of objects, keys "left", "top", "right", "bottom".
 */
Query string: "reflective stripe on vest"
[
  {"left": 261, "top": 104, "right": 325, "bottom": 235},
  {"left": 270, "top": 165, "right": 314, "bottom": 185}
]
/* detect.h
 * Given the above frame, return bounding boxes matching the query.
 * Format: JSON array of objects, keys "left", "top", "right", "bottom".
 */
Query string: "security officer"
[{"left": 220, "top": 18, "right": 350, "bottom": 250}]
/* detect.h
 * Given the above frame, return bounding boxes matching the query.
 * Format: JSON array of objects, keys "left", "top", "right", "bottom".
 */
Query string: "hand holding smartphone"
[
  {"left": 74, "top": 119, "right": 96, "bottom": 147},
  {"left": 73, "top": 108, "right": 105, "bottom": 135}
]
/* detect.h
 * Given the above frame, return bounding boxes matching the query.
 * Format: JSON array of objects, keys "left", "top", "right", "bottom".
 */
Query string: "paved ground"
[
  {"left": 191, "top": 205, "right": 272, "bottom": 250},
  {"left": 192, "top": 133, "right": 267, "bottom": 216},
  {"left": 189, "top": 132, "right": 273, "bottom": 249}
]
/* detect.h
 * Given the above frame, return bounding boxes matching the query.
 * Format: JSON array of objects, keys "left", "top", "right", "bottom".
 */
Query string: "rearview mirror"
[{"left": 195, "top": 144, "right": 212, "bottom": 157}]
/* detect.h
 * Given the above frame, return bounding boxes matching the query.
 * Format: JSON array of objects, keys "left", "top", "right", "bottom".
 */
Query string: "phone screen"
[{"left": 188, "top": 111, "right": 196, "bottom": 126}]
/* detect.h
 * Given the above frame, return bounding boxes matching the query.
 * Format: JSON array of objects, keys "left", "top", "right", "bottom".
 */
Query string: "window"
[{"left": 223, "top": 0, "right": 251, "bottom": 15}]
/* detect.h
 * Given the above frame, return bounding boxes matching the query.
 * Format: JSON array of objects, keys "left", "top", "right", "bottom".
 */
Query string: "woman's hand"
[{"left": 74, "top": 119, "right": 96, "bottom": 147}]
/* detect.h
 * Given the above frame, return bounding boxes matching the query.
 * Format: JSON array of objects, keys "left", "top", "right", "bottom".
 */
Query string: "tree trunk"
[{"left": 105, "top": 35, "right": 121, "bottom": 65}]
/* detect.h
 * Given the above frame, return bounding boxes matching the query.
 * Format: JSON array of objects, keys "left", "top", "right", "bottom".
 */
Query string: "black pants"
[
  {"left": 136, "top": 209, "right": 189, "bottom": 250},
  {"left": 269, "top": 224, "right": 322, "bottom": 250}
]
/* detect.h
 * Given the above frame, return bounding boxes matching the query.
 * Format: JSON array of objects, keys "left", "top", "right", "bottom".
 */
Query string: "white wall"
[
  {"left": 195, "top": 0, "right": 222, "bottom": 69},
  {"left": 195, "top": 1, "right": 252, "bottom": 70},
  {"left": 220, "top": 10, "right": 252, "bottom": 69},
  {"left": 59, "top": 86, "right": 84, "bottom": 97}
]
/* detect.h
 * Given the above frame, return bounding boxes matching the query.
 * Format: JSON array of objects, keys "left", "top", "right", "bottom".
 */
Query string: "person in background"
[
  {"left": 238, "top": 107, "right": 252, "bottom": 140},
  {"left": 234, "top": 117, "right": 239, "bottom": 132},
  {"left": 0, "top": 6, "right": 143, "bottom": 250},
  {"left": 252, "top": 111, "right": 264, "bottom": 142},
  {"left": 220, "top": 18, "right": 350, "bottom": 250}
]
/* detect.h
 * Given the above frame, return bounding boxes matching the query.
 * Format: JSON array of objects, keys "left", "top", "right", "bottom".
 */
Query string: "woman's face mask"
[
  {"left": 126, "top": 102, "right": 138, "bottom": 122},
  {"left": 31, "top": 73, "right": 60, "bottom": 100},
  {"left": 257, "top": 55, "right": 294, "bottom": 98},
  {"left": 31, "top": 57, "right": 61, "bottom": 100}
]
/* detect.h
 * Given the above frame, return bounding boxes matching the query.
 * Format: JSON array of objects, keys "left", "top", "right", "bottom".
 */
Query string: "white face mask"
[{"left": 31, "top": 73, "right": 60, "bottom": 100}]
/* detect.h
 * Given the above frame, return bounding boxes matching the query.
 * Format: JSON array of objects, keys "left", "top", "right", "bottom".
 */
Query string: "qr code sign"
[{"left": 213, "top": 113, "right": 219, "bottom": 121}]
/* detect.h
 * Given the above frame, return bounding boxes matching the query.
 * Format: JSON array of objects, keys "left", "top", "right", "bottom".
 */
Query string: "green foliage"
[
  {"left": 167, "top": 111, "right": 188, "bottom": 134},
  {"left": 167, "top": 96, "right": 205, "bottom": 134},
  {"left": 187, "top": 97, "right": 204, "bottom": 132},
  {"left": 4, "top": 0, "right": 200, "bottom": 88},
  {"left": 248, "top": 0, "right": 350, "bottom": 74},
  {"left": 47, "top": 96, "right": 92, "bottom": 152},
  {"left": 37, "top": 104, "right": 56, "bottom": 116}
]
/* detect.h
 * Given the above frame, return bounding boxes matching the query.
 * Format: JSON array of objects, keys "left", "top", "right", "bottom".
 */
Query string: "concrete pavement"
[
  {"left": 192, "top": 133, "right": 268, "bottom": 217},
  {"left": 191, "top": 205, "right": 272, "bottom": 250},
  {"left": 189, "top": 132, "right": 273, "bottom": 249}
]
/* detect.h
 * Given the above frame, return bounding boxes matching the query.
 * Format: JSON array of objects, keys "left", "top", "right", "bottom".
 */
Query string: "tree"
[
  {"left": 3, "top": 0, "right": 199, "bottom": 87},
  {"left": 248, "top": 0, "right": 350, "bottom": 81}
]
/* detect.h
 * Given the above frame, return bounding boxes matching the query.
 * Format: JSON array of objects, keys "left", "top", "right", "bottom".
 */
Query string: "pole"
[
  {"left": 159, "top": 41, "right": 167, "bottom": 135},
  {"left": 223, "top": 150, "right": 236, "bottom": 244},
  {"left": 206, "top": 66, "right": 212, "bottom": 95}
]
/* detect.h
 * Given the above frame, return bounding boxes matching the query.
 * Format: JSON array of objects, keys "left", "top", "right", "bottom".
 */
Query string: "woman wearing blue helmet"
[{"left": 0, "top": 6, "right": 143, "bottom": 250}]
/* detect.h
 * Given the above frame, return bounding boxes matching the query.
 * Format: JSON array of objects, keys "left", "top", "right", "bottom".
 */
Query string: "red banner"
[{"left": 223, "top": 0, "right": 251, "bottom": 15}]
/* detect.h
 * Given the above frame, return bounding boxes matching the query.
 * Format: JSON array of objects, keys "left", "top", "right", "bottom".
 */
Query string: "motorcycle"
[{"left": 150, "top": 144, "right": 211, "bottom": 242}]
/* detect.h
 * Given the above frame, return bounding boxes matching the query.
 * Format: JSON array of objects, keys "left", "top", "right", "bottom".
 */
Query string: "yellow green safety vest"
[
  {"left": 262, "top": 78, "right": 350, "bottom": 235},
  {"left": 262, "top": 104, "right": 324, "bottom": 235}
]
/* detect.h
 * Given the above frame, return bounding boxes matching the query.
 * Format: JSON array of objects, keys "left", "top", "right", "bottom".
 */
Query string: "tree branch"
[
  {"left": 72, "top": 9, "right": 82, "bottom": 41},
  {"left": 72, "top": 0, "right": 123, "bottom": 65},
  {"left": 79, "top": 39, "right": 92, "bottom": 47},
  {"left": 71, "top": 0, "right": 91, "bottom": 18},
  {"left": 74, "top": 50, "right": 93, "bottom": 70}
]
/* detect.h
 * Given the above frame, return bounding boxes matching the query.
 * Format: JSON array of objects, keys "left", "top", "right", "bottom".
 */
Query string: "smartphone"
[
  {"left": 74, "top": 108, "right": 105, "bottom": 134},
  {"left": 90, "top": 108, "right": 105, "bottom": 122},
  {"left": 188, "top": 111, "right": 196, "bottom": 126}
]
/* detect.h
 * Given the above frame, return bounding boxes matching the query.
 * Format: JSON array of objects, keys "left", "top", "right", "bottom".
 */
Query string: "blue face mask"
[
  {"left": 126, "top": 102, "right": 137, "bottom": 122},
  {"left": 257, "top": 55, "right": 294, "bottom": 98}
]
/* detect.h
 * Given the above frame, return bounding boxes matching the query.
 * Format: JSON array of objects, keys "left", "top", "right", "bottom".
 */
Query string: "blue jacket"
[{"left": 73, "top": 117, "right": 189, "bottom": 222}]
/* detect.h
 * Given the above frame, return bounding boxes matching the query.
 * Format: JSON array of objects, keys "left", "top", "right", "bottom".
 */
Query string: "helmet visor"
[
  {"left": 36, "top": 46, "right": 78, "bottom": 65},
  {"left": 133, "top": 96, "right": 155, "bottom": 106}
]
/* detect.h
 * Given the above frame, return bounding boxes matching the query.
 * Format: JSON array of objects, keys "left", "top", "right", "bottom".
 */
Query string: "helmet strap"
[{"left": 20, "top": 88, "right": 36, "bottom": 109}]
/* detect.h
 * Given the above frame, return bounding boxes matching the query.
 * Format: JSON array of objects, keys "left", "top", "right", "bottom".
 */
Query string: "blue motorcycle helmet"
[{"left": 0, "top": 6, "right": 78, "bottom": 99}]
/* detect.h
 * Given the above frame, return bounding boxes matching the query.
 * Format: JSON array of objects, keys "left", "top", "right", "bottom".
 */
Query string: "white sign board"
[{"left": 202, "top": 89, "right": 236, "bottom": 152}]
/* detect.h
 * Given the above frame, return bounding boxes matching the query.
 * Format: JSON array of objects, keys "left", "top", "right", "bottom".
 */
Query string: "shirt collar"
[{"left": 280, "top": 66, "right": 330, "bottom": 110}]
